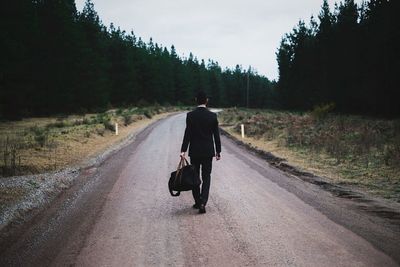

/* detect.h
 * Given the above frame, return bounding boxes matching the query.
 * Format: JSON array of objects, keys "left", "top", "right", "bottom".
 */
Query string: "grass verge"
[
  {"left": 220, "top": 108, "right": 400, "bottom": 202},
  {"left": 0, "top": 106, "right": 184, "bottom": 177}
]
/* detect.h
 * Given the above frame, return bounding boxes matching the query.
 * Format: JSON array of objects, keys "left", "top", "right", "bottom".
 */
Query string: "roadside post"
[
  {"left": 241, "top": 124, "right": 245, "bottom": 138},
  {"left": 115, "top": 123, "right": 119, "bottom": 136}
]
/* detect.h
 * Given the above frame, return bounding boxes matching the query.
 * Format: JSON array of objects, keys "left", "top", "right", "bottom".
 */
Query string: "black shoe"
[
  {"left": 192, "top": 203, "right": 200, "bottom": 209},
  {"left": 199, "top": 204, "right": 206, "bottom": 214}
]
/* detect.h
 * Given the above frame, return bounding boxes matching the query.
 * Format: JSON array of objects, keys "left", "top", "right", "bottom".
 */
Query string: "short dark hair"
[{"left": 196, "top": 91, "right": 208, "bottom": 105}]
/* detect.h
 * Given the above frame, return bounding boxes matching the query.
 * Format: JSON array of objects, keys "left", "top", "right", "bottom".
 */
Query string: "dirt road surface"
[{"left": 1, "top": 113, "right": 399, "bottom": 266}]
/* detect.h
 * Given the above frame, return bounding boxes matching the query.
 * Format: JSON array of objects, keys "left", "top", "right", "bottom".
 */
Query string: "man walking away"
[{"left": 180, "top": 91, "right": 221, "bottom": 214}]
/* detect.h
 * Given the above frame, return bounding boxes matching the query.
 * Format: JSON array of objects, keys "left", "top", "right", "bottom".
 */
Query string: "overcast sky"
[{"left": 75, "top": 0, "right": 362, "bottom": 80}]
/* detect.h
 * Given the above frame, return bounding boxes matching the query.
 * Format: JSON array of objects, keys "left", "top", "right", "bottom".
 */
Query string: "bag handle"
[
  {"left": 176, "top": 157, "right": 184, "bottom": 170},
  {"left": 176, "top": 157, "right": 189, "bottom": 171}
]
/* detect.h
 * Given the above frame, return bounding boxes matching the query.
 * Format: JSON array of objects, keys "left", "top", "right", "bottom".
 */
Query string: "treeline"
[
  {"left": 0, "top": 0, "right": 273, "bottom": 120},
  {"left": 3, "top": 0, "right": 397, "bottom": 120},
  {"left": 276, "top": 0, "right": 400, "bottom": 117}
]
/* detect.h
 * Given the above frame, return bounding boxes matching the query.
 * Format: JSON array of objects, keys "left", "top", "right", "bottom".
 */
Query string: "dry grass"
[
  {"left": 0, "top": 106, "right": 181, "bottom": 177},
  {"left": 220, "top": 108, "right": 400, "bottom": 201}
]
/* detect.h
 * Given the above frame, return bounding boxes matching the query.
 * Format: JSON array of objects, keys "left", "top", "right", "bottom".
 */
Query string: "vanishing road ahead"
[{"left": 1, "top": 113, "right": 399, "bottom": 266}]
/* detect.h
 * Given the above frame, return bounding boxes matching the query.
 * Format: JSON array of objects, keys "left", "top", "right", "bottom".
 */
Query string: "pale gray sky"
[{"left": 75, "top": 0, "right": 362, "bottom": 80}]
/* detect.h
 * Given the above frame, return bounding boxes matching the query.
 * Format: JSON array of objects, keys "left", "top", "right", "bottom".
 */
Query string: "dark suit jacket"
[{"left": 181, "top": 107, "right": 221, "bottom": 158}]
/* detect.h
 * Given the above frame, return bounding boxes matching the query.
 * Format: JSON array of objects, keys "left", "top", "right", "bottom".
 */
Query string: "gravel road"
[{"left": 1, "top": 113, "right": 399, "bottom": 266}]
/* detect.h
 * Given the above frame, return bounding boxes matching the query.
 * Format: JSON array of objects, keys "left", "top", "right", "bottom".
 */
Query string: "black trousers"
[{"left": 190, "top": 157, "right": 213, "bottom": 206}]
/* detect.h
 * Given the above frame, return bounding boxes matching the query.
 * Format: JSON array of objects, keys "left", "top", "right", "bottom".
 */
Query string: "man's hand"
[
  {"left": 180, "top": 152, "right": 186, "bottom": 158},
  {"left": 216, "top": 153, "right": 221, "bottom": 161}
]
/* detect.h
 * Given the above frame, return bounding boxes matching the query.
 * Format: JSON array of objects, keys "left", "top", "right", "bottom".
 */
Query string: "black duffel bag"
[{"left": 169, "top": 157, "right": 201, "bottom": 197}]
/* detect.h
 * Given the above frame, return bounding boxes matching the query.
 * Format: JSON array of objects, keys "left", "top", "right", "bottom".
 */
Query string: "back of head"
[{"left": 196, "top": 91, "right": 208, "bottom": 105}]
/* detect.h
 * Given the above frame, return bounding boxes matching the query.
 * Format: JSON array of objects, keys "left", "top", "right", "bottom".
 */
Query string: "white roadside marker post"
[
  {"left": 241, "top": 124, "right": 245, "bottom": 139},
  {"left": 115, "top": 123, "right": 119, "bottom": 136}
]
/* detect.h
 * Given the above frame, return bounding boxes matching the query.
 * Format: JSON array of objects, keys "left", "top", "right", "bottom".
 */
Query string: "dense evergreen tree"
[
  {"left": 276, "top": 0, "right": 400, "bottom": 117},
  {"left": 0, "top": 0, "right": 40, "bottom": 118}
]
